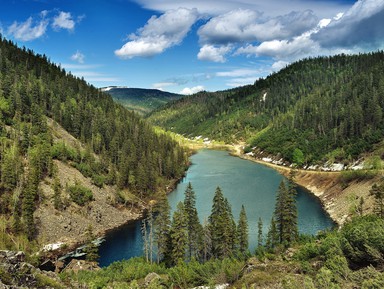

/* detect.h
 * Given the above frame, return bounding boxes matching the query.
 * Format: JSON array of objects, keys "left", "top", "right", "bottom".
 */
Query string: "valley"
[{"left": 1, "top": 35, "right": 384, "bottom": 289}]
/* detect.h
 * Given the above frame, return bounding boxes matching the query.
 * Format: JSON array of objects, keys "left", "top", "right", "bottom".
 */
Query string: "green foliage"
[
  {"left": 292, "top": 148, "right": 305, "bottom": 166},
  {"left": 273, "top": 176, "right": 298, "bottom": 246},
  {"left": 169, "top": 202, "right": 188, "bottom": 265},
  {"left": 209, "top": 187, "right": 237, "bottom": 258},
  {"left": 237, "top": 205, "right": 249, "bottom": 254},
  {"left": 0, "top": 35, "right": 188, "bottom": 241},
  {"left": 369, "top": 182, "right": 384, "bottom": 218},
  {"left": 84, "top": 225, "right": 99, "bottom": 262},
  {"left": 183, "top": 183, "right": 203, "bottom": 261},
  {"left": 149, "top": 52, "right": 384, "bottom": 164},
  {"left": 340, "top": 215, "right": 384, "bottom": 268},
  {"left": 339, "top": 170, "right": 377, "bottom": 184},
  {"left": 67, "top": 182, "right": 93, "bottom": 206}
]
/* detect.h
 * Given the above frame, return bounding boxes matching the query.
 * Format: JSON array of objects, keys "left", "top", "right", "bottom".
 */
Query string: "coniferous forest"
[
  {"left": 0, "top": 36, "right": 188, "bottom": 242},
  {"left": 148, "top": 52, "right": 384, "bottom": 164},
  {"left": 1, "top": 35, "right": 384, "bottom": 289}
]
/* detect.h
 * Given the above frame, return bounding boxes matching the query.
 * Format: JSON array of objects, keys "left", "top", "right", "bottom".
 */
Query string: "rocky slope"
[{"left": 34, "top": 119, "right": 144, "bottom": 254}]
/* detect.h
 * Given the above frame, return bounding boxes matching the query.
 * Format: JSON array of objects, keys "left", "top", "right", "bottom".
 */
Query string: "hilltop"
[
  {"left": 148, "top": 52, "right": 384, "bottom": 167},
  {"left": 102, "top": 86, "right": 183, "bottom": 115}
]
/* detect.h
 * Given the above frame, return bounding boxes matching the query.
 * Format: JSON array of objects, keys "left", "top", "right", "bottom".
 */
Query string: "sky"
[{"left": 0, "top": 0, "right": 383, "bottom": 94}]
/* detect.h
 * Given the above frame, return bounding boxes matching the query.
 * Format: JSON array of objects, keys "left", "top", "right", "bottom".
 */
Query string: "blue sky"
[{"left": 1, "top": 0, "right": 383, "bottom": 94}]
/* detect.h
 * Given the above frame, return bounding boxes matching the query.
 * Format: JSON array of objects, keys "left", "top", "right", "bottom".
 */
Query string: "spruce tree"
[
  {"left": 274, "top": 174, "right": 298, "bottom": 246},
  {"left": 184, "top": 182, "right": 203, "bottom": 260},
  {"left": 257, "top": 217, "right": 263, "bottom": 248},
  {"left": 237, "top": 205, "right": 249, "bottom": 254},
  {"left": 209, "top": 187, "right": 236, "bottom": 258},
  {"left": 266, "top": 217, "right": 279, "bottom": 249},
  {"left": 169, "top": 201, "right": 188, "bottom": 265},
  {"left": 153, "top": 195, "right": 171, "bottom": 263},
  {"left": 84, "top": 225, "right": 99, "bottom": 262},
  {"left": 370, "top": 183, "right": 384, "bottom": 218}
]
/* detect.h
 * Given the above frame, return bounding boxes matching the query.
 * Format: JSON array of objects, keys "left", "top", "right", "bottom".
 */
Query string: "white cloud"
[
  {"left": 153, "top": 82, "right": 176, "bottom": 90},
  {"left": 226, "top": 77, "right": 257, "bottom": 87},
  {"left": 272, "top": 60, "right": 290, "bottom": 71},
  {"left": 8, "top": 16, "right": 48, "bottom": 41},
  {"left": 132, "top": 0, "right": 351, "bottom": 19},
  {"left": 115, "top": 8, "right": 199, "bottom": 59},
  {"left": 198, "top": 9, "right": 318, "bottom": 44},
  {"left": 52, "top": 11, "right": 75, "bottom": 31},
  {"left": 312, "top": 0, "right": 384, "bottom": 49},
  {"left": 216, "top": 68, "right": 261, "bottom": 77},
  {"left": 179, "top": 85, "right": 205, "bottom": 95},
  {"left": 71, "top": 51, "right": 85, "bottom": 64},
  {"left": 197, "top": 44, "right": 232, "bottom": 62}
]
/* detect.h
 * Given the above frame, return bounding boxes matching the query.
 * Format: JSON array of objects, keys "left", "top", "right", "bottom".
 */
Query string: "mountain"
[
  {"left": 102, "top": 86, "right": 183, "bottom": 115},
  {"left": 0, "top": 36, "right": 188, "bottom": 251},
  {"left": 148, "top": 52, "right": 384, "bottom": 165}
]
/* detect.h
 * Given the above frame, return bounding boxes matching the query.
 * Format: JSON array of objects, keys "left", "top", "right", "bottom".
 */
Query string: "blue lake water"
[{"left": 99, "top": 149, "right": 334, "bottom": 267}]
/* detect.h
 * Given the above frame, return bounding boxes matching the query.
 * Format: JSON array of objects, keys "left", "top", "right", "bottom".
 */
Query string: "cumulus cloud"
[
  {"left": 52, "top": 11, "right": 76, "bottom": 31},
  {"left": 115, "top": 8, "right": 199, "bottom": 59},
  {"left": 312, "top": 0, "right": 384, "bottom": 49},
  {"left": 179, "top": 85, "right": 205, "bottom": 95},
  {"left": 197, "top": 44, "right": 232, "bottom": 62},
  {"left": 198, "top": 9, "right": 318, "bottom": 44},
  {"left": 71, "top": 51, "right": 85, "bottom": 63},
  {"left": 8, "top": 17, "right": 48, "bottom": 41}
]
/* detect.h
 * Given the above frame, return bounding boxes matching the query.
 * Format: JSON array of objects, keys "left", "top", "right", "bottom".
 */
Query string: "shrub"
[
  {"left": 68, "top": 183, "right": 93, "bottom": 206},
  {"left": 341, "top": 215, "right": 384, "bottom": 268}
]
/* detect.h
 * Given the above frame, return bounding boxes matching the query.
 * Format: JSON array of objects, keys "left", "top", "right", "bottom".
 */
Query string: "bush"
[
  {"left": 341, "top": 215, "right": 384, "bottom": 268},
  {"left": 68, "top": 183, "right": 93, "bottom": 206},
  {"left": 339, "top": 170, "right": 377, "bottom": 184}
]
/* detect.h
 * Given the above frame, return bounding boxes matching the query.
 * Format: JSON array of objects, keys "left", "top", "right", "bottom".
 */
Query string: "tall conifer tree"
[
  {"left": 237, "top": 205, "right": 249, "bottom": 254},
  {"left": 183, "top": 182, "right": 203, "bottom": 260},
  {"left": 170, "top": 202, "right": 188, "bottom": 265}
]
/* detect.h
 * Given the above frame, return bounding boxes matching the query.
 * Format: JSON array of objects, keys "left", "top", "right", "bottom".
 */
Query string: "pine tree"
[
  {"left": 183, "top": 182, "right": 203, "bottom": 260},
  {"left": 209, "top": 187, "right": 236, "bottom": 258},
  {"left": 370, "top": 183, "right": 384, "bottom": 218},
  {"left": 273, "top": 173, "right": 298, "bottom": 246},
  {"left": 84, "top": 225, "right": 99, "bottom": 262},
  {"left": 153, "top": 195, "right": 171, "bottom": 263},
  {"left": 257, "top": 217, "right": 263, "bottom": 248},
  {"left": 169, "top": 202, "right": 188, "bottom": 265},
  {"left": 237, "top": 205, "right": 249, "bottom": 254},
  {"left": 266, "top": 217, "right": 279, "bottom": 249}
]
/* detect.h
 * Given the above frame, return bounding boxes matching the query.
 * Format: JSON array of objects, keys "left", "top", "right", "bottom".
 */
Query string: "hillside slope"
[
  {"left": 102, "top": 86, "right": 183, "bottom": 115},
  {"left": 0, "top": 36, "right": 188, "bottom": 252},
  {"left": 148, "top": 52, "right": 384, "bottom": 165}
]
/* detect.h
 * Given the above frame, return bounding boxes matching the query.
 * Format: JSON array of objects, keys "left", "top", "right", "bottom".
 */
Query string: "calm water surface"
[{"left": 99, "top": 149, "right": 334, "bottom": 267}]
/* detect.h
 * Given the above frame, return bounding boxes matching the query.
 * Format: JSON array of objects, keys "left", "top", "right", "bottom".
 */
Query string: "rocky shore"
[{"left": 229, "top": 144, "right": 381, "bottom": 226}]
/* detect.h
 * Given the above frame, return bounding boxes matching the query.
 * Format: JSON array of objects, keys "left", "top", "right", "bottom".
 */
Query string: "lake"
[{"left": 99, "top": 149, "right": 334, "bottom": 267}]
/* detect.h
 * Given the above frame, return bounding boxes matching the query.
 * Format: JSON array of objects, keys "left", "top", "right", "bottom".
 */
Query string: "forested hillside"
[
  {"left": 148, "top": 52, "right": 384, "bottom": 164},
  {"left": 0, "top": 36, "right": 188, "bottom": 245},
  {"left": 103, "top": 87, "right": 183, "bottom": 115}
]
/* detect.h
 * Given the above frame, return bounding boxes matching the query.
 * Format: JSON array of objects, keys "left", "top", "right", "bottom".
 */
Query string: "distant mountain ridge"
[{"left": 102, "top": 86, "right": 183, "bottom": 115}]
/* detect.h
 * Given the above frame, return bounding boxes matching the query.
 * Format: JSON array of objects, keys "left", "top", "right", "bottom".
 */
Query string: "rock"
[{"left": 145, "top": 272, "right": 161, "bottom": 286}]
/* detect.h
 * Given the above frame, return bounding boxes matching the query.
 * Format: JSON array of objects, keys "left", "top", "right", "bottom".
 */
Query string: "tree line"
[
  {"left": 148, "top": 51, "right": 384, "bottom": 164},
  {"left": 141, "top": 176, "right": 299, "bottom": 266}
]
